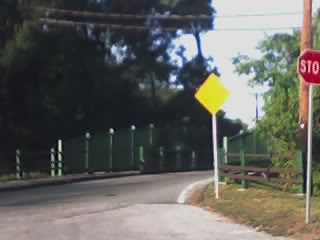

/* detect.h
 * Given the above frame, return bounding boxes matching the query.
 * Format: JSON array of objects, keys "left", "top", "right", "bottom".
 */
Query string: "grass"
[
  {"left": 188, "top": 183, "right": 320, "bottom": 239},
  {"left": 0, "top": 174, "right": 18, "bottom": 182}
]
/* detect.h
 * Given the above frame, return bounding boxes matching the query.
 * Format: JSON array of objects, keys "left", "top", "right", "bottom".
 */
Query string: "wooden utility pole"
[{"left": 299, "top": 0, "right": 312, "bottom": 151}]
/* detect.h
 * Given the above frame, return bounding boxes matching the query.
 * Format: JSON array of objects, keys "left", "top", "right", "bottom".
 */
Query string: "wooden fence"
[{"left": 219, "top": 134, "right": 305, "bottom": 193}]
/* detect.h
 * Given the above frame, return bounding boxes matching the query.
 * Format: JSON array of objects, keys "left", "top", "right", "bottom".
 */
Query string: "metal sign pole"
[
  {"left": 306, "top": 84, "right": 314, "bottom": 224},
  {"left": 194, "top": 73, "right": 229, "bottom": 201},
  {"left": 212, "top": 115, "right": 219, "bottom": 199}
]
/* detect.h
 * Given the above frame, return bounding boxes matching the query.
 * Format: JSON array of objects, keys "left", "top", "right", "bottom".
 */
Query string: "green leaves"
[
  {"left": 233, "top": 32, "right": 300, "bottom": 89},
  {"left": 233, "top": 28, "right": 302, "bottom": 154},
  {"left": 233, "top": 13, "right": 320, "bottom": 160},
  {"left": 0, "top": 0, "right": 220, "bottom": 150}
]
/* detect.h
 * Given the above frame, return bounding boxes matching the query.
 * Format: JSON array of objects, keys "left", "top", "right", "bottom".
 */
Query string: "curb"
[
  {"left": 177, "top": 177, "right": 214, "bottom": 204},
  {"left": 0, "top": 171, "right": 141, "bottom": 192}
]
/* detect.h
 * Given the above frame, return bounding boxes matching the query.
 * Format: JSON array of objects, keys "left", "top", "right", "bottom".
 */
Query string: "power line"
[
  {"left": 39, "top": 18, "right": 301, "bottom": 32},
  {"left": 214, "top": 26, "right": 301, "bottom": 31},
  {"left": 35, "top": 7, "right": 213, "bottom": 21},
  {"left": 39, "top": 18, "right": 190, "bottom": 32},
  {"left": 215, "top": 11, "right": 302, "bottom": 18},
  {"left": 35, "top": 7, "right": 303, "bottom": 33},
  {"left": 35, "top": 7, "right": 302, "bottom": 21}
]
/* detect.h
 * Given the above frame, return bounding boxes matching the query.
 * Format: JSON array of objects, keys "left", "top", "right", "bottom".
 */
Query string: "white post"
[
  {"left": 109, "top": 129, "right": 114, "bottom": 171},
  {"left": 57, "top": 140, "right": 63, "bottom": 177},
  {"left": 131, "top": 125, "right": 136, "bottom": 169},
  {"left": 16, "top": 149, "right": 21, "bottom": 180},
  {"left": 176, "top": 146, "right": 182, "bottom": 170},
  {"left": 191, "top": 150, "right": 197, "bottom": 170},
  {"left": 306, "top": 85, "right": 313, "bottom": 224},
  {"left": 85, "top": 133, "right": 90, "bottom": 173},
  {"left": 212, "top": 115, "right": 219, "bottom": 199},
  {"left": 223, "top": 137, "right": 228, "bottom": 164},
  {"left": 149, "top": 124, "right": 154, "bottom": 145},
  {"left": 159, "top": 146, "right": 165, "bottom": 171},
  {"left": 50, "top": 148, "right": 56, "bottom": 177}
]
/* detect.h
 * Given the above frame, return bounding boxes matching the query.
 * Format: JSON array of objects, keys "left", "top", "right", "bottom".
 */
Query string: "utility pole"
[
  {"left": 299, "top": 0, "right": 313, "bottom": 224},
  {"left": 253, "top": 93, "right": 263, "bottom": 122},
  {"left": 249, "top": 91, "right": 264, "bottom": 123},
  {"left": 299, "top": 0, "right": 312, "bottom": 151}
]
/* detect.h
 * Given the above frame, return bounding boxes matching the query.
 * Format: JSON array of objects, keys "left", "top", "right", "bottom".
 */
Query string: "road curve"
[{"left": 0, "top": 171, "right": 286, "bottom": 240}]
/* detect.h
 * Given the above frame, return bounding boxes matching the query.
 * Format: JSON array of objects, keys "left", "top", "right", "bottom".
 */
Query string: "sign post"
[
  {"left": 212, "top": 115, "right": 219, "bottom": 199},
  {"left": 297, "top": 49, "right": 320, "bottom": 223},
  {"left": 306, "top": 84, "right": 313, "bottom": 223},
  {"left": 195, "top": 73, "right": 230, "bottom": 199}
]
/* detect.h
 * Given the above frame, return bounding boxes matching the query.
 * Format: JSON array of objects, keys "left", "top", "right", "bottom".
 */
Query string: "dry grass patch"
[{"left": 191, "top": 183, "right": 320, "bottom": 239}]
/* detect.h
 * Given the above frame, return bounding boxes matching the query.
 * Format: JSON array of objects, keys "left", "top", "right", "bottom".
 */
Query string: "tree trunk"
[
  {"left": 150, "top": 73, "right": 157, "bottom": 109},
  {"left": 194, "top": 31, "right": 203, "bottom": 60}
]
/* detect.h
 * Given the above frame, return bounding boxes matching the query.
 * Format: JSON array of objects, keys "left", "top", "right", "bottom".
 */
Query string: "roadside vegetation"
[
  {"left": 188, "top": 183, "right": 320, "bottom": 239},
  {"left": 0, "top": 1, "right": 246, "bottom": 174},
  {"left": 233, "top": 10, "right": 320, "bottom": 193}
]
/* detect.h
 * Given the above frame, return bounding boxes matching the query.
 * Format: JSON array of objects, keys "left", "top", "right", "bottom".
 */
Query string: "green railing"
[
  {"left": 221, "top": 130, "right": 269, "bottom": 165},
  {"left": 139, "top": 145, "right": 212, "bottom": 173},
  {"left": 63, "top": 125, "right": 212, "bottom": 174},
  {"left": 0, "top": 126, "right": 307, "bottom": 195},
  {"left": 0, "top": 124, "right": 214, "bottom": 180}
]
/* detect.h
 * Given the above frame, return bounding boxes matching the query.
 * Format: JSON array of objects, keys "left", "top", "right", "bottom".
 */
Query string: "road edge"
[
  {"left": 177, "top": 177, "right": 214, "bottom": 204},
  {"left": 0, "top": 171, "right": 140, "bottom": 192}
]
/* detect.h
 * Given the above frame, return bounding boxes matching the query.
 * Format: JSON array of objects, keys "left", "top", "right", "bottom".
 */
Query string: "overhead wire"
[
  {"left": 215, "top": 11, "right": 302, "bottom": 18},
  {"left": 34, "top": 7, "right": 302, "bottom": 21},
  {"left": 36, "top": 7, "right": 302, "bottom": 32},
  {"left": 35, "top": 7, "right": 213, "bottom": 21},
  {"left": 39, "top": 18, "right": 186, "bottom": 32},
  {"left": 39, "top": 18, "right": 301, "bottom": 32},
  {"left": 214, "top": 27, "right": 301, "bottom": 31}
]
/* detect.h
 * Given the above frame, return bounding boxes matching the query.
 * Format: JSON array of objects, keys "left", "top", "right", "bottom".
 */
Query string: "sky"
[{"left": 179, "top": 0, "right": 320, "bottom": 127}]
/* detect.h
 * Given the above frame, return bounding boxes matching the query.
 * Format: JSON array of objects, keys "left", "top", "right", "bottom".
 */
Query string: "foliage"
[
  {"left": 0, "top": 0, "right": 245, "bottom": 152},
  {"left": 160, "top": 89, "right": 244, "bottom": 140},
  {"left": 233, "top": 11, "right": 320, "bottom": 192},
  {"left": 233, "top": 29, "right": 316, "bottom": 154}
]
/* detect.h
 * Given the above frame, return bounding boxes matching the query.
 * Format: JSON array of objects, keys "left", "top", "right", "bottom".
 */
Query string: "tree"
[
  {"left": 233, "top": 11, "right": 320, "bottom": 155},
  {"left": 0, "top": 1, "right": 23, "bottom": 49},
  {"left": 0, "top": 0, "right": 246, "bottom": 153},
  {"left": 34, "top": 0, "right": 215, "bottom": 105},
  {"left": 233, "top": 31, "right": 301, "bottom": 153}
]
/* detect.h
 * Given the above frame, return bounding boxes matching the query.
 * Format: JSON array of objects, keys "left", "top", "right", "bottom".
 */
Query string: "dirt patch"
[{"left": 185, "top": 185, "right": 206, "bottom": 205}]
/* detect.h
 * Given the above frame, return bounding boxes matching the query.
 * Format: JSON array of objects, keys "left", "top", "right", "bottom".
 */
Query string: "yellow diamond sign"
[{"left": 195, "top": 73, "right": 230, "bottom": 115}]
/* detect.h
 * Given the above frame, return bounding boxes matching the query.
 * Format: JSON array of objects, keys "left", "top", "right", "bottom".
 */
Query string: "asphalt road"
[{"left": 0, "top": 171, "right": 286, "bottom": 240}]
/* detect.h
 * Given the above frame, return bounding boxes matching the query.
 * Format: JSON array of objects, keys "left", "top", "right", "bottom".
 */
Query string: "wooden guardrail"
[
  {"left": 218, "top": 150, "right": 305, "bottom": 192},
  {"left": 220, "top": 164, "right": 303, "bottom": 184},
  {"left": 224, "top": 152, "right": 297, "bottom": 161}
]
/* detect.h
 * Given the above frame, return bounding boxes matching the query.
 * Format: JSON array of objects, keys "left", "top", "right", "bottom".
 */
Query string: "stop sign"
[{"left": 298, "top": 49, "right": 320, "bottom": 85}]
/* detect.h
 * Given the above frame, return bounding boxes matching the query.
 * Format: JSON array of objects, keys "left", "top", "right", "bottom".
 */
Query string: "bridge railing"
[{"left": 0, "top": 124, "right": 215, "bottom": 181}]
